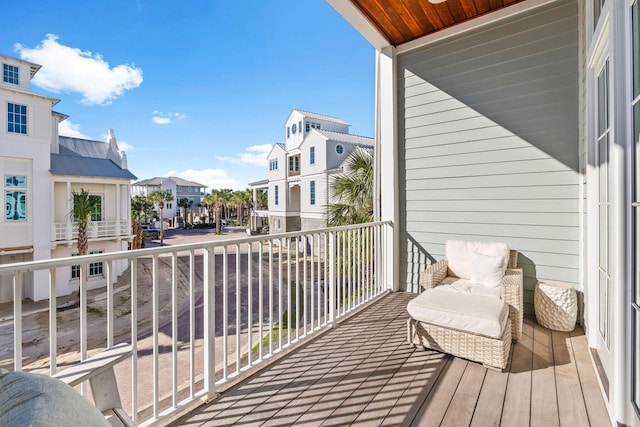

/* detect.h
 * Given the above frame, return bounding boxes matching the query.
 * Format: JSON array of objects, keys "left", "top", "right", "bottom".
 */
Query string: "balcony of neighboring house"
[
  {"left": 54, "top": 219, "right": 131, "bottom": 243},
  {"left": 52, "top": 182, "right": 133, "bottom": 245},
  {"left": 0, "top": 222, "right": 611, "bottom": 426},
  {"left": 288, "top": 154, "right": 300, "bottom": 177}
]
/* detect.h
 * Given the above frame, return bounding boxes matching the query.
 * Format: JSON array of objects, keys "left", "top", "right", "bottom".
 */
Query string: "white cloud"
[
  {"left": 14, "top": 34, "right": 143, "bottom": 106},
  {"left": 152, "top": 116, "right": 171, "bottom": 125},
  {"left": 116, "top": 141, "right": 134, "bottom": 152},
  {"left": 215, "top": 144, "right": 272, "bottom": 167},
  {"left": 166, "top": 168, "right": 243, "bottom": 191},
  {"left": 152, "top": 110, "right": 186, "bottom": 125},
  {"left": 58, "top": 119, "right": 91, "bottom": 139}
]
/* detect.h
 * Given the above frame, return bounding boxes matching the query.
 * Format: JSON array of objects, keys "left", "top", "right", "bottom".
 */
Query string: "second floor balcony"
[
  {"left": 54, "top": 219, "right": 131, "bottom": 243},
  {"left": 0, "top": 222, "right": 611, "bottom": 426}
]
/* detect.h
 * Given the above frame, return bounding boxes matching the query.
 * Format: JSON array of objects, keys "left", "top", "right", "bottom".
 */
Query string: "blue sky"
[{"left": 0, "top": 1, "right": 374, "bottom": 190}]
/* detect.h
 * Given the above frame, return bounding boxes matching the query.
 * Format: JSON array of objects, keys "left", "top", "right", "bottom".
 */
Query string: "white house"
[
  {"left": 0, "top": 53, "right": 136, "bottom": 303},
  {"left": 330, "top": 0, "right": 640, "bottom": 425},
  {"left": 256, "top": 110, "right": 373, "bottom": 233},
  {"left": 131, "top": 176, "right": 206, "bottom": 224}
]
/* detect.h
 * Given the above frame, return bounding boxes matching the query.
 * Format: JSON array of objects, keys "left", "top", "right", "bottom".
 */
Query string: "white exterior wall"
[
  {"left": 0, "top": 56, "right": 56, "bottom": 302},
  {"left": 300, "top": 132, "right": 328, "bottom": 174},
  {"left": 50, "top": 240, "right": 129, "bottom": 298},
  {"left": 1, "top": 54, "right": 135, "bottom": 302},
  {"left": 269, "top": 179, "right": 287, "bottom": 214},
  {"left": 259, "top": 110, "right": 372, "bottom": 233},
  {"left": 284, "top": 110, "right": 349, "bottom": 151},
  {"left": 300, "top": 173, "right": 328, "bottom": 217}
]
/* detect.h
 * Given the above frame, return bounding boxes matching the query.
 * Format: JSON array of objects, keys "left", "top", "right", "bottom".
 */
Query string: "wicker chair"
[{"left": 407, "top": 242, "right": 523, "bottom": 371}]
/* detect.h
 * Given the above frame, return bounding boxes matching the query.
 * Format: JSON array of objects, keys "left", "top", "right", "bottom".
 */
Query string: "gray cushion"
[{"left": 0, "top": 368, "right": 110, "bottom": 427}]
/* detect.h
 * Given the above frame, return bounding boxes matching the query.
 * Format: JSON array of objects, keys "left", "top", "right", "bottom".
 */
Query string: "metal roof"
[
  {"left": 51, "top": 137, "right": 136, "bottom": 179},
  {"left": 314, "top": 129, "right": 374, "bottom": 146},
  {"left": 51, "top": 154, "right": 137, "bottom": 179},
  {"left": 132, "top": 176, "right": 206, "bottom": 187},
  {"left": 291, "top": 110, "right": 350, "bottom": 126}
]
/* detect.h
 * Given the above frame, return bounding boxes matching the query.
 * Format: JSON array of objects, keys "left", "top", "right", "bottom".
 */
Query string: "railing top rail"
[{"left": 0, "top": 221, "right": 392, "bottom": 276}]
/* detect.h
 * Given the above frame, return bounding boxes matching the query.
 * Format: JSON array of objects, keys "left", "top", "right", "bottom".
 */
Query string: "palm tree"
[
  {"left": 148, "top": 190, "right": 173, "bottom": 246},
  {"left": 230, "top": 191, "right": 243, "bottom": 225},
  {"left": 240, "top": 189, "right": 254, "bottom": 227},
  {"left": 327, "top": 147, "right": 374, "bottom": 226},
  {"left": 71, "top": 189, "right": 101, "bottom": 256},
  {"left": 177, "top": 197, "right": 193, "bottom": 220},
  {"left": 204, "top": 189, "right": 226, "bottom": 234},
  {"left": 256, "top": 188, "right": 268, "bottom": 210},
  {"left": 130, "top": 195, "right": 152, "bottom": 250},
  {"left": 201, "top": 192, "right": 214, "bottom": 225},
  {"left": 219, "top": 188, "right": 233, "bottom": 220}
]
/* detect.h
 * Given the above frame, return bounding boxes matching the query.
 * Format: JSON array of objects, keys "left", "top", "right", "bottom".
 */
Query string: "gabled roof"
[
  {"left": 133, "top": 177, "right": 206, "bottom": 187},
  {"left": 0, "top": 54, "right": 42, "bottom": 78},
  {"left": 51, "top": 137, "right": 136, "bottom": 180},
  {"left": 313, "top": 129, "right": 374, "bottom": 146},
  {"left": 267, "top": 143, "right": 286, "bottom": 159},
  {"left": 288, "top": 110, "right": 350, "bottom": 126}
]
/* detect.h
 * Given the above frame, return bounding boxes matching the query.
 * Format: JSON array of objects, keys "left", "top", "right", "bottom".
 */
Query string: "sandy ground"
[{"left": 0, "top": 225, "right": 324, "bottom": 421}]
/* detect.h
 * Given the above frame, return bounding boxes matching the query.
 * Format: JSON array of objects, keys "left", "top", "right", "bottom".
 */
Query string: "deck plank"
[
  {"left": 569, "top": 327, "right": 611, "bottom": 427},
  {"left": 552, "top": 329, "right": 590, "bottom": 426},
  {"left": 410, "top": 356, "right": 468, "bottom": 426},
  {"left": 375, "top": 350, "right": 448, "bottom": 426},
  {"left": 441, "top": 361, "right": 486, "bottom": 426},
  {"left": 500, "top": 317, "right": 534, "bottom": 426},
  {"left": 470, "top": 367, "right": 509, "bottom": 427},
  {"left": 172, "top": 294, "right": 610, "bottom": 427},
  {"left": 530, "top": 321, "right": 560, "bottom": 427}
]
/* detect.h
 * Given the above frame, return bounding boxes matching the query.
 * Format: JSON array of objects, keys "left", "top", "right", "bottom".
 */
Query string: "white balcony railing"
[
  {"left": 55, "top": 220, "right": 131, "bottom": 241},
  {"left": 1, "top": 221, "right": 391, "bottom": 426}
]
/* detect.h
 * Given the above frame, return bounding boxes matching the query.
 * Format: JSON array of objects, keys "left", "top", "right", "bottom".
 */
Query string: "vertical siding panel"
[{"left": 398, "top": 0, "right": 580, "bottom": 315}]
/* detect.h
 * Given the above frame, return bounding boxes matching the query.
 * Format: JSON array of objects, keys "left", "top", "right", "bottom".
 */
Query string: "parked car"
[{"left": 141, "top": 224, "right": 160, "bottom": 239}]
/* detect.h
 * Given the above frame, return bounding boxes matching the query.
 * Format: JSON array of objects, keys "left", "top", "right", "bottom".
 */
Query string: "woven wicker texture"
[
  {"left": 407, "top": 319, "right": 511, "bottom": 370},
  {"left": 534, "top": 280, "right": 577, "bottom": 332},
  {"left": 412, "top": 248, "right": 523, "bottom": 370}
]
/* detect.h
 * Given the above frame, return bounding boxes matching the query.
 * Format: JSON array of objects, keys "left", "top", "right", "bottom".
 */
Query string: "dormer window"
[{"left": 2, "top": 64, "right": 18, "bottom": 85}]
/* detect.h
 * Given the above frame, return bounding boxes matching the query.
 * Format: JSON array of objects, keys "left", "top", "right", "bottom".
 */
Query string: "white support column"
[
  {"left": 66, "top": 181, "right": 72, "bottom": 240},
  {"left": 115, "top": 183, "right": 121, "bottom": 235},
  {"left": 377, "top": 46, "right": 399, "bottom": 292}
]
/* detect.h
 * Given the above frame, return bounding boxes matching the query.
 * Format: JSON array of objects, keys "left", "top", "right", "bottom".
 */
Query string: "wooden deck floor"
[{"left": 174, "top": 292, "right": 611, "bottom": 426}]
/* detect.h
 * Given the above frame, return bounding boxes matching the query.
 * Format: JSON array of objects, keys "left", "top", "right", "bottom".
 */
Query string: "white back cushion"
[{"left": 445, "top": 240, "right": 510, "bottom": 280}]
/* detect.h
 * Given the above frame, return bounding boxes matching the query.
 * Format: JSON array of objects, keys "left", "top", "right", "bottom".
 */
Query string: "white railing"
[
  {"left": 0, "top": 221, "right": 391, "bottom": 426},
  {"left": 54, "top": 220, "right": 131, "bottom": 241}
]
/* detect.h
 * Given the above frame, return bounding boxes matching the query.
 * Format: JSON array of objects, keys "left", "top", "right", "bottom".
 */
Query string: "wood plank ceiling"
[{"left": 350, "top": 0, "right": 525, "bottom": 46}]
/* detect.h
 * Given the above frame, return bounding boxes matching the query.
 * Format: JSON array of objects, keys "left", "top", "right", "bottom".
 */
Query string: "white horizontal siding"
[{"left": 397, "top": 0, "right": 580, "bottom": 316}]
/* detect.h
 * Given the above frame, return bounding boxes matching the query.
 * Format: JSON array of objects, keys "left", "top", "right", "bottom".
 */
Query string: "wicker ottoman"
[{"left": 534, "top": 280, "right": 577, "bottom": 331}]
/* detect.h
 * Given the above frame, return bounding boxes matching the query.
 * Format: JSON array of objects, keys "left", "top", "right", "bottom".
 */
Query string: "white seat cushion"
[
  {"left": 407, "top": 288, "right": 509, "bottom": 339},
  {"left": 438, "top": 277, "right": 501, "bottom": 298}
]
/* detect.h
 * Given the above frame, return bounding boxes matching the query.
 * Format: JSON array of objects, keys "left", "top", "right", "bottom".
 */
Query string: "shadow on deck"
[{"left": 173, "top": 292, "right": 610, "bottom": 426}]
